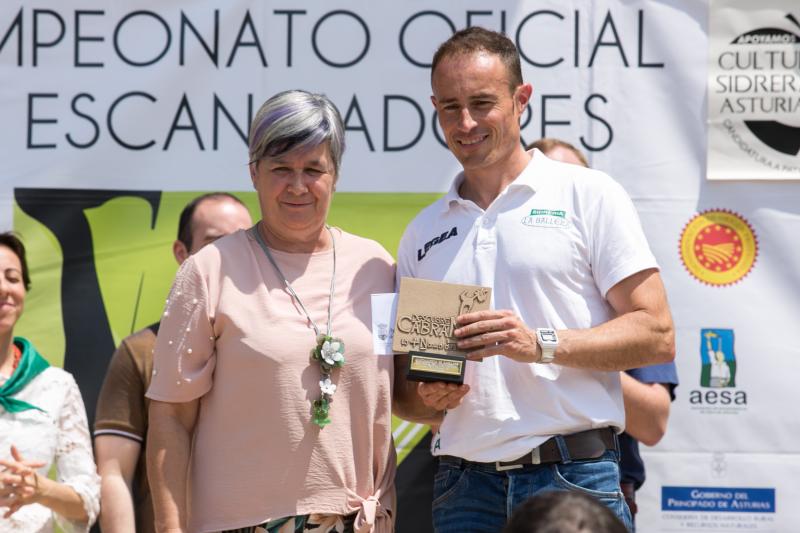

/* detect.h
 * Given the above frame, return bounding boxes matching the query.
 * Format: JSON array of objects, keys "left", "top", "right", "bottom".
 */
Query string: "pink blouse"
[{"left": 147, "top": 228, "right": 396, "bottom": 533}]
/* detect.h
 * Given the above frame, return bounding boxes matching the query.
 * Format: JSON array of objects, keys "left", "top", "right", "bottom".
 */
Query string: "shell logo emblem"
[{"left": 679, "top": 210, "right": 757, "bottom": 286}]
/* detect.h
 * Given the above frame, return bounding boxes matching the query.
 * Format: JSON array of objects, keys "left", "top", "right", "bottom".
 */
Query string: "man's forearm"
[
  {"left": 454, "top": 271, "right": 674, "bottom": 371},
  {"left": 95, "top": 435, "right": 142, "bottom": 533},
  {"left": 621, "top": 373, "right": 671, "bottom": 446},
  {"left": 556, "top": 309, "right": 674, "bottom": 371},
  {"left": 554, "top": 270, "right": 675, "bottom": 371},
  {"left": 99, "top": 474, "right": 136, "bottom": 532}
]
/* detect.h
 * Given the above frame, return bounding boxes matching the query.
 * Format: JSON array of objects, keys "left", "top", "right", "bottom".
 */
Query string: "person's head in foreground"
[{"left": 503, "top": 491, "right": 629, "bottom": 533}]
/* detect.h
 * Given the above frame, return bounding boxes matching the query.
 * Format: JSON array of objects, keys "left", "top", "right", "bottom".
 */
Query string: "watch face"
[{"left": 539, "top": 329, "right": 557, "bottom": 343}]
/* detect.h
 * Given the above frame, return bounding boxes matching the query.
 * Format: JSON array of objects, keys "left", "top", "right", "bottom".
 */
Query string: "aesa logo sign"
[
  {"left": 690, "top": 328, "right": 748, "bottom": 412},
  {"left": 700, "top": 329, "right": 736, "bottom": 388},
  {"left": 707, "top": 2, "right": 800, "bottom": 180}
]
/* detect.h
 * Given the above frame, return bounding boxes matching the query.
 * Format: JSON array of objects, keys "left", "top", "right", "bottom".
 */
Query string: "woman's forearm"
[
  {"left": 34, "top": 475, "right": 89, "bottom": 523},
  {"left": 147, "top": 400, "right": 198, "bottom": 533}
]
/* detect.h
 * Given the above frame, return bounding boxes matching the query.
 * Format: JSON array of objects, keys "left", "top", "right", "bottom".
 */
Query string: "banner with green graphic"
[
  {"left": 14, "top": 188, "right": 434, "bottom": 442},
  {"left": 14, "top": 187, "right": 440, "bottom": 529}
]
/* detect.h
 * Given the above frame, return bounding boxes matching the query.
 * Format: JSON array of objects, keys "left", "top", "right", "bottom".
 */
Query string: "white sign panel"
[{"left": 707, "top": 0, "right": 800, "bottom": 180}]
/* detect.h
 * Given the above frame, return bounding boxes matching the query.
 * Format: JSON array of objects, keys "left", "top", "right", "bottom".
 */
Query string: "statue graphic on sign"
[{"left": 705, "top": 330, "right": 732, "bottom": 388}]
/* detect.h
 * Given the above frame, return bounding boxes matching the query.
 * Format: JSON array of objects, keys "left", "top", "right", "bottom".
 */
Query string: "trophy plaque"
[{"left": 392, "top": 277, "right": 491, "bottom": 384}]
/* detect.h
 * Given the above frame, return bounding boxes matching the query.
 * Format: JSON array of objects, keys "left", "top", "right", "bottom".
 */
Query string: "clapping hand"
[{"left": 0, "top": 446, "right": 45, "bottom": 518}]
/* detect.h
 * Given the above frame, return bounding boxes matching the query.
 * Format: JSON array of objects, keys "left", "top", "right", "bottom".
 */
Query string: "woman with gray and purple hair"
[{"left": 146, "top": 90, "right": 397, "bottom": 533}]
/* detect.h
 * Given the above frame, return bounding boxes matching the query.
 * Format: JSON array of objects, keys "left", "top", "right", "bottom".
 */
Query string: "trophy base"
[{"left": 406, "top": 351, "right": 465, "bottom": 384}]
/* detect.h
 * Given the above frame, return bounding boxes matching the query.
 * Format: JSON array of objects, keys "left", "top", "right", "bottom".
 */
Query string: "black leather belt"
[{"left": 439, "top": 428, "right": 617, "bottom": 472}]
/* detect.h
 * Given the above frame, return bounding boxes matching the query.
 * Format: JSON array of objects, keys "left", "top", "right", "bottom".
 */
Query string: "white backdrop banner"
[
  {"left": 2, "top": 1, "right": 799, "bottom": 532},
  {"left": 3, "top": 1, "right": 711, "bottom": 201}
]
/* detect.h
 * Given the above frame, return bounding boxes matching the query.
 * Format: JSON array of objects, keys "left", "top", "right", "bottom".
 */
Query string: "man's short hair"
[
  {"left": 528, "top": 137, "right": 589, "bottom": 168},
  {"left": 431, "top": 26, "right": 523, "bottom": 92},
  {"left": 177, "top": 193, "right": 247, "bottom": 251},
  {"left": 503, "top": 491, "right": 628, "bottom": 533}
]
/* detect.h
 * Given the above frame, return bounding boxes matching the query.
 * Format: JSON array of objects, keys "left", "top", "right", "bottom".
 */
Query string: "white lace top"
[{"left": 0, "top": 367, "right": 100, "bottom": 533}]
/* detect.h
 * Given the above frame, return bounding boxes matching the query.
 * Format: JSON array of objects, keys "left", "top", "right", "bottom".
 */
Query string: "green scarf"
[{"left": 0, "top": 337, "right": 50, "bottom": 413}]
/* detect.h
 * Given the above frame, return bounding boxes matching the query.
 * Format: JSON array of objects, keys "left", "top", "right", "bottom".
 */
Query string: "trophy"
[{"left": 392, "top": 277, "right": 491, "bottom": 384}]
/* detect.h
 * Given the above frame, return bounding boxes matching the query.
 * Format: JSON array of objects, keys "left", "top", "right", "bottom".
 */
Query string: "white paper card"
[{"left": 371, "top": 293, "right": 397, "bottom": 356}]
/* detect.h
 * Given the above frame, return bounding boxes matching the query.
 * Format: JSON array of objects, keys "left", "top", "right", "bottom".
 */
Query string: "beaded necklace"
[
  {"left": 11, "top": 344, "right": 21, "bottom": 370},
  {"left": 251, "top": 225, "right": 345, "bottom": 428}
]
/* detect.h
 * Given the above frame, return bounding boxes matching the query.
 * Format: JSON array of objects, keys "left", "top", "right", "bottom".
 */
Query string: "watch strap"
[{"left": 536, "top": 328, "right": 558, "bottom": 364}]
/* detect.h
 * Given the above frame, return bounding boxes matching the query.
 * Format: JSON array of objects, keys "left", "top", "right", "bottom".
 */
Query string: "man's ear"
[
  {"left": 515, "top": 83, "right": 533, "bottom": 114},
  {"left": 173, "top": 240, "right": 189, "bottom": 265},
  {"left": 430, "top": 95, "right": 438, "bottom": 109}
]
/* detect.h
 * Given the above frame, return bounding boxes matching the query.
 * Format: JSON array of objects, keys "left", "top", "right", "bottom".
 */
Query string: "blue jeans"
[{"left": 432, "top": 449, "right": 632, "bottom": 532}]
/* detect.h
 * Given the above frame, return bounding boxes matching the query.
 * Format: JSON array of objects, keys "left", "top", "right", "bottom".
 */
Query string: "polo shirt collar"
[
  {"left": 440, "top": 149, "right": 548, "bottom": 214},
  {"left": 510, "top": 148, "right": 548, "bottom": 191},
  {"left": 440, "top": 173, "right": 467, "bottom": 213}
]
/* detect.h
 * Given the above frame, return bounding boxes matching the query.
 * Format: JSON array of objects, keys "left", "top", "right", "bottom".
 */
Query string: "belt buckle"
[
  {"left": 495, "top": 461, "right": 522, "bottom": 472},
  {"left": 495, "top": 447, "right": 541, "bottom": 471}
]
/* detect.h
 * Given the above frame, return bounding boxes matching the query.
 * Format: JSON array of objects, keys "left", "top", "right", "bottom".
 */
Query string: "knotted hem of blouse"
[{"left": 351, "top": 491, "right": 394, "bottom": 533}]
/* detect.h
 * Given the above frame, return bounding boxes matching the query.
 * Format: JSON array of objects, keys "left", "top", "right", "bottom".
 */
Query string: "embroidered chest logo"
[
  {"left": 417, "top": 226, "right": 458, "bottom": 261},
  {"left": 521, "top": 208, "right": 571, "bottom": 229}
]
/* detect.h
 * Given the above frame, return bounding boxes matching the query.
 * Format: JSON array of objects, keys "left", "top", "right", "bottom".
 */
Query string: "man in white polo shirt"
[{"left": 393, "top": 27, "right": 675, "bottom": 532}]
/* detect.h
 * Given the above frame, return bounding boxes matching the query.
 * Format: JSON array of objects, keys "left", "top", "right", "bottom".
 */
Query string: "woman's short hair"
[
  {"left": 0, "top": 232, "right": 31, "bottom": 290},
  {"left": 248, "top": 90, "right": 345, "bottom": 177}
]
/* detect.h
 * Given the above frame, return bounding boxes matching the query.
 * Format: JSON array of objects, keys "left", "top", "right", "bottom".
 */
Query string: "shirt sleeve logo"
[{"left": 417, "top": 226, "right": 458, "bottom": 261}]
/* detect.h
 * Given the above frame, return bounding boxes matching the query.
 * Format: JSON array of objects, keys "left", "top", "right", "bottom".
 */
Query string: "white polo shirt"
[{"left": 396, "top": 150, "right": 658, "bottom": 462}]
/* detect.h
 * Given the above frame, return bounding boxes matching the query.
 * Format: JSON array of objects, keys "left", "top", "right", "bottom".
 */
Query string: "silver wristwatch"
[{"left": 535, "top": 328, "right": 558, "bottom": 364}]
